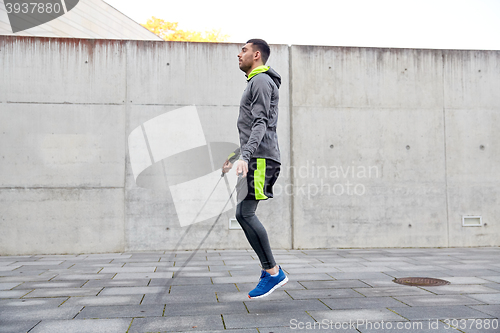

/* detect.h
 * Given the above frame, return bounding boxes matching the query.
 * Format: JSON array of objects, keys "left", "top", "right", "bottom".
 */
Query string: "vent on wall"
[
  {"left": 229, "top": 218, "right": 241, "bottom": 230},
  {"left": 462, "top": 216, "right": 482, "bottom": 227}
]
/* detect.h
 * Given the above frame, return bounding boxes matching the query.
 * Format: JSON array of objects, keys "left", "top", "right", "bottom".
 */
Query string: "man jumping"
[{"left": 222, "top": 39, "right": 287, "bottom": 299}]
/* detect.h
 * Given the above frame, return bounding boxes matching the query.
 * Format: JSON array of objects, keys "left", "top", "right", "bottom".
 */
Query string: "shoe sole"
[{"left": 248, "top": 276, "right": 288, "bottom": 299}]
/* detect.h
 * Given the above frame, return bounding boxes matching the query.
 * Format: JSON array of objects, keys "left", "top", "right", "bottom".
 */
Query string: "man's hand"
[
  {"left": 222, "top": 160, "right": 233, "bottom": 174},
  {"left": 235, "top": 160, "right": 248, "bottom": 178}
]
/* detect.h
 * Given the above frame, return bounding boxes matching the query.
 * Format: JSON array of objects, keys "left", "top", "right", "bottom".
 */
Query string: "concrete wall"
[
  {"left": 0, "top": 36, "right": 498, "bottom": 254},
  {"left": 0, "top": 37, "right": 128, "bottom": 255},
  {"left": 0, "top": 36, "right": 291, "bottom": 255},
  {"left": 290, "top": 46, "right": 500, "bottom": 249},
  {"left": 123, "top": 41, "right": 291, "bottom": 252},
  {"left": 443, "top": 50, "right": 500, "bottom": 247}
]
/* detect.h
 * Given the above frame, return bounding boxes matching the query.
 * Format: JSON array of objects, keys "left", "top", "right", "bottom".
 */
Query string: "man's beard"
[{"left": 239, "top": 62, "right": 250, "bottom": 73}]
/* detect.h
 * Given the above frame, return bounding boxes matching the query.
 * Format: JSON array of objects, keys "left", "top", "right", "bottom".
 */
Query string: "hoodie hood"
[
  {"left": 265, "top": 67, "right": 281, "bottom": 88},
  {"left": 247, "top": 66, "right": 281, "bottom": 88}
]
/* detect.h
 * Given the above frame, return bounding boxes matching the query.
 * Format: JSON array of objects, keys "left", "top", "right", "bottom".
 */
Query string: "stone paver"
[
  {"left": 223, "top": 311, "right": 313, "bottom": 329},
  {"left": 0, "top": 290, "right": 32, "bottom": 298},
  {"left": 245, "top": 299, "right": 330, "bottom": 313},
  {"left": 391, "top": 305, "right": 495, "bottom": 320},
  {"left": 0, "top": 247, "right": 498, "bottom": 332},
  {"left": 0, "top": 305, "right": 82, "bottom": 321},
  {"left": 0, "top": 275, "right": 55, "bottom": 283},
  {"left": 163, "top": 301, "right": 248, "bottom": 316},
  {"left": 13, "top": 281, "right": 87, "bottom": 289},
  {"left": 81, "top": 278, "right": 150, "bottom": 288},
  {"left": 0, "top": 320, "right": 40, "bottom": 333},
  {"left": 24, "top": 287, "right": 102, "bottom": 298},
  {"left": 394, "top": 295, "right": 487, "bottom": 306},
  {"left": 76, "top": 304, "right": 164, "bottom": 319},
  {"left": 51, "top": 273, "right": 116, "bottom": 280},
  {"left": 169, "top": 283, "right": 238, "bottom": 294},
  {"left": 286, "top": 288, "right": 364, "bottom": 300},
  {"left": 320, "top": 296, "right": 408, "bottom": 309},
  {"left": 61, "top": 295, "right": 143, "bottom": 307},
  {"left": 434, "top": 277, "right": 492, "bottom": 284},
  {"left": 129, "top": 315, "right": 225, "bottom": 332},
  {"left": 360, "top": 278, "right": 414, "bottom": 287},
  {"left": 0, "top": 282, "right": 21, "bottom": 290},
  {"left": 29, "top": 319, "right": 132, "bottom": 333},
  {"left": 308, "top": 308, "right": 406, "bottom": 322},
  {"left": 419, "top": 284, "right": 500, "bottom": 295},
  {"left": 484, "top": 283, "right": 500, "bottom": 291},
  {"left": 299, "top": 279, "right": 370, "bottom": 289},
  {"left": 98, "top": 286, "right": 168, "bottom": 296},
  {"left": 354, "top": 286, "right": 434, "bottom": 297},
  {"left": 482, "top": 276, "right": 500, "bottom": 283},
  {"left": 142, "top": 292, "right": 219, "bottom": 304},
  {"left": 216, "top": 290, "right": 292, "bottom": 302},
  {"left": 329, "top": 272, "right": 394, "bottom": 280},
  {"left": 469, "top": 304, "right": 500, "bottom": 317},
  {"left": 466, "top": 293, "right": 500, "bottom": 304},
  {"left": 149, "top": 277, "right": 214, "bottom": 286},
  {"left": 0, "top": 297, "right": 67, "bottom": 307}
]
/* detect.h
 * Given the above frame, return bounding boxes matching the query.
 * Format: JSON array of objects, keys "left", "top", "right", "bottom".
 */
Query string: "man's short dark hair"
[{"left": 247, "top": 39, "right": 270, "bottom": 64}]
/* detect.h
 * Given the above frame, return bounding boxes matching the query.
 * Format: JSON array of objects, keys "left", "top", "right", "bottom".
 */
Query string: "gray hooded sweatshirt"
[{"left": 237, "top": 66, "right": 281, "bottom": 164}]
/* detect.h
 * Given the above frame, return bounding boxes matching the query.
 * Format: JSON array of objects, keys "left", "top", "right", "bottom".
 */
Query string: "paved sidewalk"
[{"left": 0, "top": 247, "right": 499, "bottom": 333}]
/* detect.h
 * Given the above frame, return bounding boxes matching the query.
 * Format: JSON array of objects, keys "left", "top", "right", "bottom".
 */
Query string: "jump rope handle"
[{"left": 221, "top": 152, "right": 242, "bottom": 177}]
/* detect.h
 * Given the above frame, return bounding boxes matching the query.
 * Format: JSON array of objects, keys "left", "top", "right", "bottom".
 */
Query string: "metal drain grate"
[{"left": 393, "top": 277, "right": 450, "bottom": 286}]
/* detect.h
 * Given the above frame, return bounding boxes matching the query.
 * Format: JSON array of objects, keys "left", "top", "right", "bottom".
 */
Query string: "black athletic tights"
[{"left": 235, "top": 199, "right": 276, "bottom": 270}]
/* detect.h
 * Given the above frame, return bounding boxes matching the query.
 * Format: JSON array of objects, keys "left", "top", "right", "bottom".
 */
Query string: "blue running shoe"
[{"left": 248, "top": 266, "right": 288, "bottom": 299}]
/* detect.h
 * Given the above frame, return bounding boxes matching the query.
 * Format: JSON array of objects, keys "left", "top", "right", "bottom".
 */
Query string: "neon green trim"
[
  {"left": 227, "top": 152, "right": 235, "bottom": 159},
  {"left": 254, "top": 158, "right": 268, "bottom": 200},
  {"left": 247, "top": 65, "right": 270, "bottom": 81}
]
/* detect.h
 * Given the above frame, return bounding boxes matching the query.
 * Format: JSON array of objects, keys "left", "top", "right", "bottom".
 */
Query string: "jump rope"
[{"left": 160, "top": 169, "right": 242, "bottom": 292}]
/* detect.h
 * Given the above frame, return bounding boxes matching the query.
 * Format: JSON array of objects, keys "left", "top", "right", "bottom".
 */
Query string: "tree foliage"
[{"left": 142, "top": 16, "right": 229, "bottom": 42}]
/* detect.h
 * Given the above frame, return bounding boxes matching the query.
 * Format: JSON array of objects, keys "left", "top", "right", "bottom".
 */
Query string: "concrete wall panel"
[
  {"left": 290, "top": 46, "right": 451, "bottom": 248},
  {"left": 293, "top": 184, "right": 447, "bottom": 248},
  {"left": 443, "top": 49, "right": 500, "bottom": 247},
  {"left": 0, "top": 104, "right": 125, "bottom": 187},
  {"left": 444, "top": 50, "right": 500, "bottom": 109},
  {"left": 447, "top": 185, "right": 500, "bottom": 247},
  {"left": 291, "top": 107, "right": 448, "bottom": 248},
  {"left": 124, "top": 104, "right": 291, "bottom": 251},
  {"left": 0, "top": 188, "right": 125, "bottom": 255},
  {"left": 291, "top": 107, "right": 446, "bottom": 184},
  {"left": 291, "top": 46, "right": 443, "bottom": 108},
  {"left": 444, "top": 108, "right": 500, "bottom": 246},
  {"left": 123, "top": 42, "right": 291, "bottom": 252},
  {"left": 0, "top": 36, "right": 498, "bottom": 254},
  {"left": 0, "top": 36, "right": 126, "bottom": 104},
  {"left": 445, "top": 109, "right": 500, "bottom": 184},
  {"left": 126, "top": 42, "right": 290, "bottom": 108}
]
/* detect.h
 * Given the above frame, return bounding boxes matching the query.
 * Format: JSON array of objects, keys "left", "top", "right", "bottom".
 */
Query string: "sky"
[{"left": 103, "top": 0, "right": 500, "bottom": 50}]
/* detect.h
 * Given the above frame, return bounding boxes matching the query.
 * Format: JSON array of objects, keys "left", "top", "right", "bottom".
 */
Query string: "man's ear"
[{"left": 253, "top": 51, "right": 261, "bottom": 62}]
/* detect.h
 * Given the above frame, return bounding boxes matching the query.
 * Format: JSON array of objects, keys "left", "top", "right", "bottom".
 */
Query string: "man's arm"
[
  {"left": 240, "top": 77, "right": 272, "bottom": 163},
  {"left": 227, "top": 147, "right": 241, "bottom": 163},
  {"left": 221, "top": 147, "right": 241, "bottom": 175}
]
